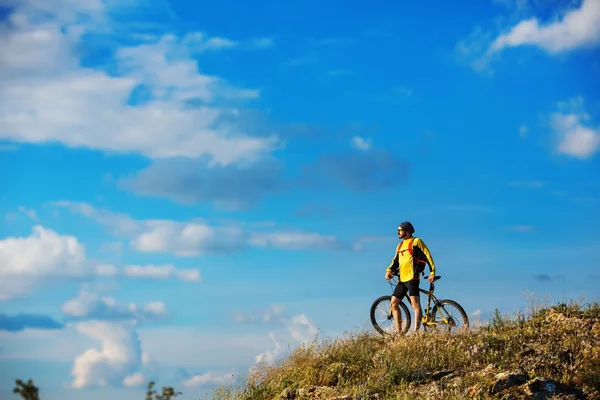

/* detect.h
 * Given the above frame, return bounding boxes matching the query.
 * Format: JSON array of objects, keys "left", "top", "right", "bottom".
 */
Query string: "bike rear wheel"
[
  {"left": 428, "top": 299, "right": 469, "bottom": 334},
  {"left": 370, "top": 295, "right": 411, "bottom": 336}
]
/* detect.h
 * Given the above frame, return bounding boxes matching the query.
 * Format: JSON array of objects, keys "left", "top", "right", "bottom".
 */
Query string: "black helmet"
[{"left": 398, "top": 221, "right": 415, "bottom": 234}]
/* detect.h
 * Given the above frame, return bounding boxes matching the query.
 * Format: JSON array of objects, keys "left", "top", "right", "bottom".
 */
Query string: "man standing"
[{"left": 385, "top": 221, "right": 436, "bottom": 333}]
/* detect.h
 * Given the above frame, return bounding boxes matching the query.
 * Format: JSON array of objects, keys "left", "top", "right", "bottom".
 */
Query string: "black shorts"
[{"left": 393, "top": 279, "right": 420, "bottom": 298}]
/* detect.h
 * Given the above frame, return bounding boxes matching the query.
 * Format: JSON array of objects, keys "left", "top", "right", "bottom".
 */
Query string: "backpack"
[{"left": 401, "top": 238, "right": 427, "bottom": 275}]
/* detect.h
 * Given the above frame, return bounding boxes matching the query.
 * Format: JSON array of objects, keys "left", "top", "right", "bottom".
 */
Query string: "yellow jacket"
[{"left": 386, "top": 237, "right": 436, "bottom": 282}]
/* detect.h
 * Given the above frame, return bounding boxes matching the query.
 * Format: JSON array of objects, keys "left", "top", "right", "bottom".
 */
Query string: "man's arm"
[
  {"left": 386, "top": 246, "right": 399, "bottom": 276},
  {"left": 414, "top": 238, "right": 436, "bottom": 276}
]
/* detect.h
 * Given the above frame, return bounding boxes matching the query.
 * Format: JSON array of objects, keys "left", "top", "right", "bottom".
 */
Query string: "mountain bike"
[{"left": 370, "top": 275, "right": 469, "bottom": 335}]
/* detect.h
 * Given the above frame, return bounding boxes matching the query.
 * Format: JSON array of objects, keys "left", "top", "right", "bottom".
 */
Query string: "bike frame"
[
  {"left": 389, "top": 276, "right": 452, "bottom": 327},
  {"left": 415, "top": 281, "right": 452, "bottom": 327}
]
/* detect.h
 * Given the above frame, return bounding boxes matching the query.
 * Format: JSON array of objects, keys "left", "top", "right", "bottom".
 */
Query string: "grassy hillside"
[
  {"left": 212, "top": 300, "right": 600, "bottom": 400},
  {"left": 11, "top": 300, "right": 600, "bottom": 399}
]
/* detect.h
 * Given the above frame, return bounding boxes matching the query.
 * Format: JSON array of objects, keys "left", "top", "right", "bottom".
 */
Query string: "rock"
[
  {"left": 429, "top": 369, "right": 456, "bottom": 381},
  {"left": 280, "top": 387, "right": 296, "bottom": 399},
  {"left": 514, "top": 377, "right": 587, "bottom": 400},
  {"left": 524, "top": 378, "right": 557, "bottom": 400},
  {"left": 491, "top": 372, "right": 529, "bottom": 394},
  {"left": 297, "top": 386, "right": 316, "bottom": 397}
]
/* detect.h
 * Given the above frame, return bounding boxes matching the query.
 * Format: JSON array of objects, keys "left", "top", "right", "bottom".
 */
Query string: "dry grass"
[{"left": 211, "top": 299, "right": 600, "bottom": 400}]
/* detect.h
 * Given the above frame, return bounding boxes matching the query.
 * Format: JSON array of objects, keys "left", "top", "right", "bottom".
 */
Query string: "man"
[{"left": 385, "top": 221, "right": 436, "bottom": 333}]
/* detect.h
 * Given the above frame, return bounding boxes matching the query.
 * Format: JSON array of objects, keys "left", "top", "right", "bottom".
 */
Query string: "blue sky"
[{"left": 1, "top": 0, "right": 599, "bottom": 398}]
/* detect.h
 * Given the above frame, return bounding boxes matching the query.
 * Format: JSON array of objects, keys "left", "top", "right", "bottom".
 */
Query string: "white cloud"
[
  {"left": 249, "top": 231, "right": 354, "bottom": 251},
  {"left": 0, "top": 279, "right": 36, "bottom": 302},
  {"left": 550, "top": 97, "right": 600, "bottom": 159},
  {"left": 98, "top": 242, "right": 123, "bottom": 255},
  {"left": 351, "top": 136, "right": 372, "bottom": 151},
  {"left": 254, "top": 332, "right": 285, "bottom": 365},
  {"left": 115, "top": 33, "right": 259, "bottom": 104},
  {"left": 519, "top": 124, "right": 528, "bottom": 138},
  {"left": 180, "top": 32, "right": 239, "bottom": 52},
  {"left": 253, "top": 316, "right": 317, "bottom": 366},
  {"left": 250, "top": 37, "right": 275, "bottom": 48},
  {"left": 261, "top": 304, "right": 287, "bottom": 324},
  {"left": 182, "top": 32, "right": 275, "bottom": 52},
  {"left": 96, "top": 263, "right": 201, "bottom": 282},
  {"left": 235, "top": 304, "right": 319, "bottom": 366},
  {"left": 61, "top": 288, "right": 167, "bottom": 321},
  {"left": 143, "top": 302, "right": 167, "bottom": 315},
  {"left": 17, "top": 206, "right": 38, "bottom": 221},
  {"left": 129, "top": 221, "right": 246, "bottom": 256},
  {"left": 489, "top": 0, "right": 600, "bottom": 54},
  {"left": 95, "top": 264, "right": 119, "bottom": 277},
  {"left": 122, "top": 264, "right": 177, "bottom": 279},
  {"left": 54, "top": 201, "right": 358, "bottom": 255},
  {"left": 455, "top": 25, "right": 495, "bottom": 73},
  {"left": 0, "top": 317, "right": 160, "bottom": 390},
  {"left": 553, "top": 115, "right": 600, "bottom": 157},
  {"left": 141, "top": 351, "right": 153, "bottom": 365},
  {"left": 52, "top": 201, "right": 144, "bottom": 237},
  {"left": 174, "top": 269, "right": 202, "bottom": 282},
  {"left": 70, "top": 320, "right": 142, "bottom": 389},
  {"left": 0, "top": 223, "right": 200, "bottom": 300},
  {"left": 4, "top": 206, "right": 39, "bottom": 222},
  {"left": 0, "top": 226, "right": 86, "bottom": 277},
  {"left": 204, "top": 36, "right": 238, "bottom": 50},
  {"left": 123, "top": 264, "right": 201, "bottom": 282},
  {"left": 0, "top": 0, "right": 279, "bottom": 167},
  {"left": 233, "top": 313, "right": 257, "bottom": 323},
  {"left": 182, "top": 370, "right": 236, "bottom": 389},
  {"left": 123, "top": 372, "right": 145, "bottom": 388},
  {"left": 5, "top": 0, "right": 106, "bottom": 24},
  {"left": 289, "top": 314, "right": 319, "bottom": 344}
]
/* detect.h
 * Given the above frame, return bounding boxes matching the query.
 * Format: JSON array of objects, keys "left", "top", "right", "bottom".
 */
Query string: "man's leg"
[
  {"left": 390, "top": 283, "right": 408, "bottom": 333},
  {"left": 407, "top": 280, "right": 422, "bottom": 331},
  {"left": 409, "top": 295, "right": 422, "bottom": 331},
  {"left": 390, "top": 295, "right": 404, "bottom": 332}
]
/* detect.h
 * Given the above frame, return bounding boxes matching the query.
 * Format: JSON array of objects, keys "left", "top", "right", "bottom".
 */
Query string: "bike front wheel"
[
  {"left": 428, "top": 299, "right": 469, "bottom": 334},
  {"left": 370, "top": 295, "right": 411, "bottom": 336}
]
